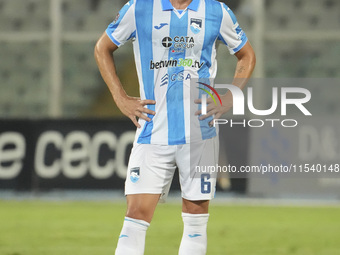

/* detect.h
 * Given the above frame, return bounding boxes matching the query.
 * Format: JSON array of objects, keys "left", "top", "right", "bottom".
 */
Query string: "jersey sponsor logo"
[
  {"left": 154, "top": 23, "right": 168, "bottom": 30},
  {"left": 170, "top": 70, "right": 191, "bottom": 82},
  {"left": 162, "top": 37, "right": 173, "bottom": 47},
  {"left": 190, "top": 18, "right": 202, "bottom": 34},
  {"left": 119, "top": 235, "right": 129, "bottom": 238},
  {"left": 159, "top": 71, "right": 192, "bottom": 87},
  {"left": 160, "top": 74, "right": 169, "bottom": 86},
  {"left": 150, "top": 58, "right": 204, "bottom": 70},
  {"left": 130, "top": 167, "right": 140, "bottom": 183},
  {"left": 235, "top": 25, "right": 245, "bottom": 40},
  {"left": 162, "top": 36, "right": 195, "bottom": 52}
]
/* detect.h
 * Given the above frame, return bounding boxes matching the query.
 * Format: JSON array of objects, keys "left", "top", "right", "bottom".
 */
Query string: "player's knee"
[
  {"left": 126, "top": 205, "right": 153, "bottom": 222},
  {"left": 182, "top": 199, "right": 209, "bottom": 214},
  {"left": 185, "top": 207, "right": 207, "bottom": 214}
]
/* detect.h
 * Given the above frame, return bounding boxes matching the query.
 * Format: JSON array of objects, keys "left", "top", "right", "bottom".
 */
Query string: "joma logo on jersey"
[{"left": 162, "top": 36, "right": 195, "bottom": 49}]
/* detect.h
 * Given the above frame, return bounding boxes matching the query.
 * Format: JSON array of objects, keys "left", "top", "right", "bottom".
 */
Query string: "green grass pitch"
[{"left": 0, "top": 200, "right": 340, "bottom": 255}]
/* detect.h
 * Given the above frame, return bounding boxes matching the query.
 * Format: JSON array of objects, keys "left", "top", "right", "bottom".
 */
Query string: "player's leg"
[
  {"left": 182, "top": 198, "right": 209, "bottom": 214},
  {"left": 126, "top": 194, "right": 160, "bottom": 222},
  {"left": 176, "top": 137, "right": 218, "bottom": 255},
  {"left": 178, "top": 199, "right": 210, "bottom": 255},
  {"left": 115, "top": 143, "right": 176, "bottom": 255},
  {"left": 115, "top": 194, "right": 160, "bottom": 255}
]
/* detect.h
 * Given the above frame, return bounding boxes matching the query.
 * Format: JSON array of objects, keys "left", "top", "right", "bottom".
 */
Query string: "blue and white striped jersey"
[{"left": 106, "top": 0, "right": 248, "bottom": 145}]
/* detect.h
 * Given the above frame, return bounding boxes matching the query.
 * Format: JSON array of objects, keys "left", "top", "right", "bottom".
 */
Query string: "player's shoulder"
[
  {"left": 117, "top": 0, "right": 136, "bottom": 10},
  {"left": 126, "top": 0, "right": 135, "bottom": 5},
  {"left": 202, "top": 0, "right": 226, "bottom": 20},
  {"left": 204, "top": 0, "right": 224, "bottom": 8},
  {"left": 203, "top": 0, "right": 228, "bottom": 15},
  {"left": 133, "top": 0, "right": 157, "bottom": 7}
]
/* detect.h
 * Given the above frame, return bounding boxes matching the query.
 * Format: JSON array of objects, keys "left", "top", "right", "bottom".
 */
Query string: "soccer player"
[{"left": 94, "top": 0, "right": 255, "bottom": 254}]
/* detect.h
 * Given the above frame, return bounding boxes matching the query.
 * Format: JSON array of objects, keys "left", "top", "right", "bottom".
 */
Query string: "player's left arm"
[
  {"left": 233, "top": 41, "right": 256, "bottom": 86},
  {"left": 197, "top": 41, "right": 256, "bottom": 120},
  {"left": 196, "top": 3, "right": 256, "bottom": 121},
  {"left": 216, "top": 41, "right": 256, "bottom": 118}
]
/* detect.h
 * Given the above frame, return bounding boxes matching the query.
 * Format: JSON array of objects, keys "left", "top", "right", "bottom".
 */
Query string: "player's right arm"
[{"left": 94, "top": 31, "right": 155, "bottom": 128}]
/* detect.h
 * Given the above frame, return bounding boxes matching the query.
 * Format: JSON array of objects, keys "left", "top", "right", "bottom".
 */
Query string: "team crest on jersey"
[
  {"left": 190, "top": 18, "right": 202, "bottom": 34},
  {"left": 130, "top": 167, "right": 140, "bottom": 183}
]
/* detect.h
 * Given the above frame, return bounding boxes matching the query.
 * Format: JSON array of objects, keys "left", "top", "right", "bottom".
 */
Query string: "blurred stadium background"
[{"left": 1, "top": 0, "right": 340, "bottom": 254}]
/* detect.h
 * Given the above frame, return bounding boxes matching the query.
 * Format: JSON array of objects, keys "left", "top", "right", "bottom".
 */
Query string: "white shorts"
[{"left": 125, "top": 136, "right": 218, "bottom": 202}]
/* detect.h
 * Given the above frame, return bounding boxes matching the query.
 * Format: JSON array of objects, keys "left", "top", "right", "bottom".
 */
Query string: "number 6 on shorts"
[{"left": 201, "top": 174, "right": 211, "bottom": 194}]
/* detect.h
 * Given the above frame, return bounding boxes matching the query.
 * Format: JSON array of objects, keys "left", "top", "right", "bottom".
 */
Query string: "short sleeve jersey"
[{"left": 106, "top": 0, "right": 248, "bottom": 145}]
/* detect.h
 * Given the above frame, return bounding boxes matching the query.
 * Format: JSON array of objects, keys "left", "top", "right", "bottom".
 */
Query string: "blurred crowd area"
[{"left": 0, "top": 0, "right": 339, "bottom": 118}]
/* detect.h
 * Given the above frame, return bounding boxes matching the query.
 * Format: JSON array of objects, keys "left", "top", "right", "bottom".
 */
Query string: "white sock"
[
  {"left": 115, "top": 217, "right": 150, "bottom": 255},
  {"left": 178, "top": 213, "right": 209, "bottom": 255}
]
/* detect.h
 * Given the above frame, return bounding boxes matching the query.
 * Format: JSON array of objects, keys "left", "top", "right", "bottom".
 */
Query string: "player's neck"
[{"left": 170, "top": 0, "right": 192, "bottom": 10}]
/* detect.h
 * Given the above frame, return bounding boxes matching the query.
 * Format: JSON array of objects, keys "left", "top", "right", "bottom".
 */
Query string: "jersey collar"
[{"left": 161, "top": 0, "right": 200, "bottom": 12}]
